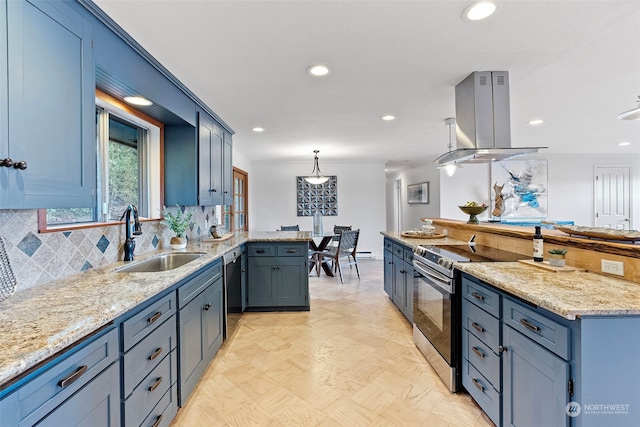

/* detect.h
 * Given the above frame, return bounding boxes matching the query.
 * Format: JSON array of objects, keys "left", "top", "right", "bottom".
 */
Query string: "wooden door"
[
  {"left": 230, "top": 167, "right": 248, "bottom": 231},
  {"left": 595, "top": 166, "right": 631, "bottom": 229}
]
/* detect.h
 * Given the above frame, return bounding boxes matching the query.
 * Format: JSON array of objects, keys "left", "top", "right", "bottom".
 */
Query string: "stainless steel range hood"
[{"left": 434, "top": 71, "right": 545, "bottom": 166}]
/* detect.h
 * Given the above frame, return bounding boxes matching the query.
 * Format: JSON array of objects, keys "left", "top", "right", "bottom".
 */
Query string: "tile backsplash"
[{"left": 0, "top": 206, "right": 219, "bottom": 292}]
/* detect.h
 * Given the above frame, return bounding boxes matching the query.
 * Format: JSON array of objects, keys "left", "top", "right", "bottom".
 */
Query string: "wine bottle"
[{"left": 533, "top": 225, "right": 544, "bottom": 262}]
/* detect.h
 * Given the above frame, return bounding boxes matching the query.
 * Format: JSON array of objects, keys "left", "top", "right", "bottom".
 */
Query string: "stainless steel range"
[{"left": 412, "top": 243, "right": 527, "bottom": 392}]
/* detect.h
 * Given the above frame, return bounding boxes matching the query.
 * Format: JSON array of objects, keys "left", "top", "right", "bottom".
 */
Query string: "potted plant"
[
  {"left": 161, "top": 205, "right": 194, "bottom": 250},
  {"left": 548, "top": 248, "right": 568, "bottom": 267}
]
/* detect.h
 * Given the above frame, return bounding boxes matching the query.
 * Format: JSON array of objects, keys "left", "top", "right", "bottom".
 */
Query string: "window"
[{"left": 42, "top": 91, "right": 162, "bottom": 230}]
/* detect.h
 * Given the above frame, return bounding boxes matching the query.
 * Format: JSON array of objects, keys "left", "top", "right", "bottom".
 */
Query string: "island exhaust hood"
[{"left": 434, "top": 71, "right": 546, "bottom": 166}]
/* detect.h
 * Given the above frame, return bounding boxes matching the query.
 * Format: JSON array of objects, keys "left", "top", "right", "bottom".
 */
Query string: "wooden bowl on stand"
[{"left": 458, "top": 205, "right": 488, "bottom": 224}]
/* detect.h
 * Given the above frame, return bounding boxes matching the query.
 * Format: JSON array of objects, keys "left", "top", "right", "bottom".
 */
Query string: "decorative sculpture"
[{"left": 492, "top": 182, "right": 505, "bottom": 218}]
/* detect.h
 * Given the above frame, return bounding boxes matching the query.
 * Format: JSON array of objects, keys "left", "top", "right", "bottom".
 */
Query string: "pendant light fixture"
[
  {"left": 437, "top": 118, "right": 462, "bottom": 177},
  {"left": 618, "top": 96, "right": 640, "bottom": 120},
  {"left": 304, "top": 150, "right": 329, "bottom": 184}
]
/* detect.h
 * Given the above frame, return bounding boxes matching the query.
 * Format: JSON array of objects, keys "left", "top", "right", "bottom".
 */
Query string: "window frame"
[{"left": 38, "top": 89, "right": 164, "bottom": 233}]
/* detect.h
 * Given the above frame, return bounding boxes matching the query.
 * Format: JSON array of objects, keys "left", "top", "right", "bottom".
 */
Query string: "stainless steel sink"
[{"left": 116, "top": 253, "right": 204, "bottom": 273}]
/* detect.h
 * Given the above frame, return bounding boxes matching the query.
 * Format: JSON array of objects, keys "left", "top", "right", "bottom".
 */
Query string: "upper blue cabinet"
[{"left": 1, "top": 0, "right": 96, "bottom": 208}]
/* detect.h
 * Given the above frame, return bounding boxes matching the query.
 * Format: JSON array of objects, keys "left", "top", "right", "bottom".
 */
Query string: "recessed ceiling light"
[
  {"left": 462, "top": 1, "right": 497, "bottom": 21},
  {"left": 123, "top": 96, "right": 152, "bottom": 106},
  {"left": 528, "top": 119, "right": 544, "bottom": 125},
  {"left": 382, "top": 115, "right": 396, "bottom": 121},
  {"left": 619, "top": 141, "right": 631, "bottom": 146},
  {"left": 307, "top": 65, "right": 330, "bottom": 77},
  {"left": 252, "top": 127, "right": 265, "bottom": 132}
]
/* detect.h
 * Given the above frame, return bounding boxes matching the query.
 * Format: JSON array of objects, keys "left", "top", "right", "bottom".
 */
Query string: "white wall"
[
  {"left": 434, "top": 153, "right": 640, "bottom": 229},
  {"left": 385, "top": 163, "right": 441, "bottom": 231},
  {"left": 249, "top": 160, "right": 387, "bottom": 258}
]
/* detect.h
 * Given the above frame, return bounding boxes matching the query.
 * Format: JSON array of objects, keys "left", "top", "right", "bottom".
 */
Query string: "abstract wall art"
[
  {"left": 296, "top": 176, "right": 338, "bottom": 216},
  {"left": 490, "top": 160, "right": 548, "bottom": 219}
]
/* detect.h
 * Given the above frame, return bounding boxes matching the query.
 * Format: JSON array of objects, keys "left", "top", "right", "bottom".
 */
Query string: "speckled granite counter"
[
  {"left": 380, "top": 231, "right": 466, "bottom": 248},
  {"left": 0, "top": 231, "right": 310, "bottom": 388},
  {"left": 455, "top": 262, "right": 640, "bottom": 320}
]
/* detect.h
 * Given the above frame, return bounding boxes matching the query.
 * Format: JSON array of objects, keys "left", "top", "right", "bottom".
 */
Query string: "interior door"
[
  {"left": 230, "top": 167, "right": 248, "bottom": 231},
  {"left": 594, "top": 166, "right": 631, "bottom": 229}
]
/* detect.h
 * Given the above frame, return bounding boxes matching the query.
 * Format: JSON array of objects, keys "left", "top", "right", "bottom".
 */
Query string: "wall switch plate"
[
  {"left": 601, "top": 260, "right": 624, "bottom": 276},
  {"left": 442, "top": 229, "right": 448, "bottom": 236}
]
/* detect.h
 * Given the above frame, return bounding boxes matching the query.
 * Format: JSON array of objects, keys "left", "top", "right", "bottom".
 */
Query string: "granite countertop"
[
  {"left": 456, "top": 262, "right": 640, "bottom": 320},
  {"left": 380, "top": 231, "right": 466, "bottom": 247},
  {"left": 0, "top": 230, "right": 310, "bottom": 388}
]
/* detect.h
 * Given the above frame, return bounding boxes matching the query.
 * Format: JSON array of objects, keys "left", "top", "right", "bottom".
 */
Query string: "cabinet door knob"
[
  {"left": 499, "top": 345, "right": 507, "bottom": 353},
  {"left": 209, "top": 188, "right": 217, "bottom": 192},
  {"left": 203, "top": 303, "right": 212, "bottom": 311},
  {"left": 13, "top": 161, "right": 27, "bottom": 170},
  {"left": 1, "top": 158, "right": 12, "bottom": 167}
]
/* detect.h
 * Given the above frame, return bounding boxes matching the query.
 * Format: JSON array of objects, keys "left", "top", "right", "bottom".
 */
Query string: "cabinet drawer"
[
  {"left": 403, "top": 248, "right": 414, "bottom": 263},
  {"left": 247, "top": 245, "right": 275, "bottom": 257},
  {"left": 462, "top": 360, "right": 500, "bottom": 426},
  {"left": 277, "top": 243, "right": 307, "bottom": 257},
  {"left": 140, "top": 386, "right": 178, "bottom": 427},
  {"left": 0, "top": 328, "right": 118, "bottom": 427},
  {"left": 124, "top": 350, "right": 177, "bottom": 427},
  {"left": 463, "top": 330, "right": 501, "bottom": 391},
  {"left": 392, "top": 243, "right": 405, "bottom": 257},
  {"left": 177, "top": 261, "right": 222, "bottom": 308},
  {"left": 123, "top": 315, "right": 177, "bottom": 398},
  {"left": 384, "top": 239, "right": 392, "bottom": 252},
  {"left": 463, "top": 300, "right": 500, "bottom": 353},
  {"left": 503, "top": 298, "right": 570, "bottom": 360},
  {"left": 122, "top": 292, "right": 177, "bottom": 351},
  {"left": 462, "top": 277, "right": 500, "bottom": 317}
]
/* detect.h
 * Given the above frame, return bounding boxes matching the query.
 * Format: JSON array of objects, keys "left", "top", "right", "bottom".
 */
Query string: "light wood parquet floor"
[{"left": 171, "top": 259, "right": 493, "bottom": 426}]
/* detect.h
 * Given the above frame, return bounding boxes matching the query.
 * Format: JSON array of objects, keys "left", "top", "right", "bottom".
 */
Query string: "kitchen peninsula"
[
  {"left": 0, "top": 231, "right": 309, "bottom": 426},
  {"left": 382, "top": 219, "right": 640, "bottom": 427}
]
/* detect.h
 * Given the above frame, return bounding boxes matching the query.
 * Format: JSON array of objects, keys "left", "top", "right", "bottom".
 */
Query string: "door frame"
[{"left": 232, "top": 166, "right": 248, "bottom": 231}]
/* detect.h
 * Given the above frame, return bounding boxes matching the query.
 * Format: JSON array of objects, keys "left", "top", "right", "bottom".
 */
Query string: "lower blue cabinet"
[{"left": 178, "top": 272, "right": 223, "bottom": 406}]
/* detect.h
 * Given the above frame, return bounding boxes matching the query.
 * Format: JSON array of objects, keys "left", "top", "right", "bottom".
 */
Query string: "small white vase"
[
  {"left": 170, "top": 236, "right": 187, "bottom": 250},
  {"left": 548, "top": 255, "right": 566, "bottom": 267}
]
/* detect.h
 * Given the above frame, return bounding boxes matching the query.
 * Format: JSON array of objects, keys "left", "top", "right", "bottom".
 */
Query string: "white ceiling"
[{"left": 92, "top": 0, "right": 640, "bottom": 170}]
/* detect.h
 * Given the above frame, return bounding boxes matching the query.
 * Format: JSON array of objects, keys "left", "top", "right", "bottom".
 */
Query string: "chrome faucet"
[{"left": 120, "top": 205, "right": 142, "bottom": 261}]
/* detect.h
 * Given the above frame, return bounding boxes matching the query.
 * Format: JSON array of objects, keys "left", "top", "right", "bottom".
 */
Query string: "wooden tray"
[
  {"left": 518, "top": 259, "right": 585, "bottom": 273},
  {"left": 202, "top": 233, "right": 234, "bottom": 243},
  {"left": 401, "top": 232, "right": 446, "bottom": 239}
]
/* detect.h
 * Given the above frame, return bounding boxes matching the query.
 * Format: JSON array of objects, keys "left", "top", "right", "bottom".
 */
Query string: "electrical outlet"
[
  {"left": 442, "top": 228, "right": 448, "bottom": 236},
  {"left": 601, "top": 260, "right": 624, "bottom": 276}
]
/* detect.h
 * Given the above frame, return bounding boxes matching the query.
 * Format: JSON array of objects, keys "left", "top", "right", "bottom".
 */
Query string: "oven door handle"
[{"left": 413, "top": 261, "right": 453, "bottom": 294}]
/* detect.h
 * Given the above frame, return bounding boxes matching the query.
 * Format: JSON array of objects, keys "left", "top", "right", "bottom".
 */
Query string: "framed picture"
[
  {"left": 490, "top": 160, "right": 548, "bottom": 219},
  {"left": 407, "top": 182, "right": 429, "bottom": 204}
]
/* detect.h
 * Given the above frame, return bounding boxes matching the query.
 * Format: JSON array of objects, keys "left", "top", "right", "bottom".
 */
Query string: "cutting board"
[
  {"left": 202, "top": 233, "right": 234, "bottom": 243},
  {"left": 518, "top": 259, "right": 585, "bottom": 273}
]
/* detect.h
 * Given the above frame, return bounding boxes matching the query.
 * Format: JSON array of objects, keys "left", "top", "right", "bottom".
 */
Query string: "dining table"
[{"left": 309, "top": 232, "right": 337, "bottom": 276}]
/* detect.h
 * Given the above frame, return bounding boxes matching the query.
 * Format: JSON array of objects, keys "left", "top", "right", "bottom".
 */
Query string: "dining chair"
[
  {"left": 318, "top": 229, "right": 360, "bottom": 283},
  {"left": 280, "top": 225, "right": 300, "bottom": 231},
  {"left": 328, "top": 225, "right": 352, "bottom": 249}
]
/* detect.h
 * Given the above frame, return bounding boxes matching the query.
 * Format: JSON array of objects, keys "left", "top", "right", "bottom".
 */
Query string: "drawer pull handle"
[
  {"left": 286, "top": 249, "right": 297, "bottom": 253},
  {"left": 520, "top": 318, "right": 541, "bottom": 333},
  {"left": 472, "top": 378, "right": 484, "bottom": 392},
  {"left": 148, "top": 347, "right": 163, "bottom": 361},
  {"left": 149, "top": 377, "right": 163, "bottom": 392},
  {"left": 472, "top": 346, "right": 485, "bottom": 359},
  {"left": 471, "top": 322, "right": 485, "bottom": 333},
  {"left": 58, "top": 365, "right": 88, "bottom": 388},
  {"left": 203, "top": 303, "right": 212, "bottom": 311},
  {"left": 152, "top": 414, "right": 163, "bottom": 427},
  {"left": 148, "top": 311, "right": 162, "bottom": 324},
  {"left": 399, "top": 269, "right": 405, "bottom": 274},
  {"left": 471, "top": 292, "right": 484, "bottom": 301},
  {"left": 256, "top": 249, "right": 265, "bottom": 254}
]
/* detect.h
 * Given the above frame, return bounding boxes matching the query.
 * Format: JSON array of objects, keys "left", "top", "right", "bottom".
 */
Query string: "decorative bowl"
[{"left": 458, "top": 205, "right": 488, "bottom": 224}]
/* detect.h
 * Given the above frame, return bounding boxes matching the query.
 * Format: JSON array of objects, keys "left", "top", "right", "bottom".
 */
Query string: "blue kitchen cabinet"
[
  {"left": 384, "top": 240, "right": 413, "bottom": 323},
  {"left": 121, "top": 292, "right": 178, "bottom": 427},
  {"left": 0, "top": 328, "right": 120, "bottom": 426},
  {"left": 246, "top": 243, "right": 309, "bottom": 309},
  {"left": 164, "top": 109, "right": 230, "bottom": 207},
  {"left": 223, "top": 131, "right": 233, "bottom": 206},
  {"left": 1, "top": 0, "right": 95, "bottom": 208},
  {"left": 177, "top": 261, "right": 224, "bottom": 406}
]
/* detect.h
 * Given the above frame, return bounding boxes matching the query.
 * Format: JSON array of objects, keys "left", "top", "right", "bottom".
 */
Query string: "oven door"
[{"left": 413, "top": 260, "right": 455, "bottom": 365}]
